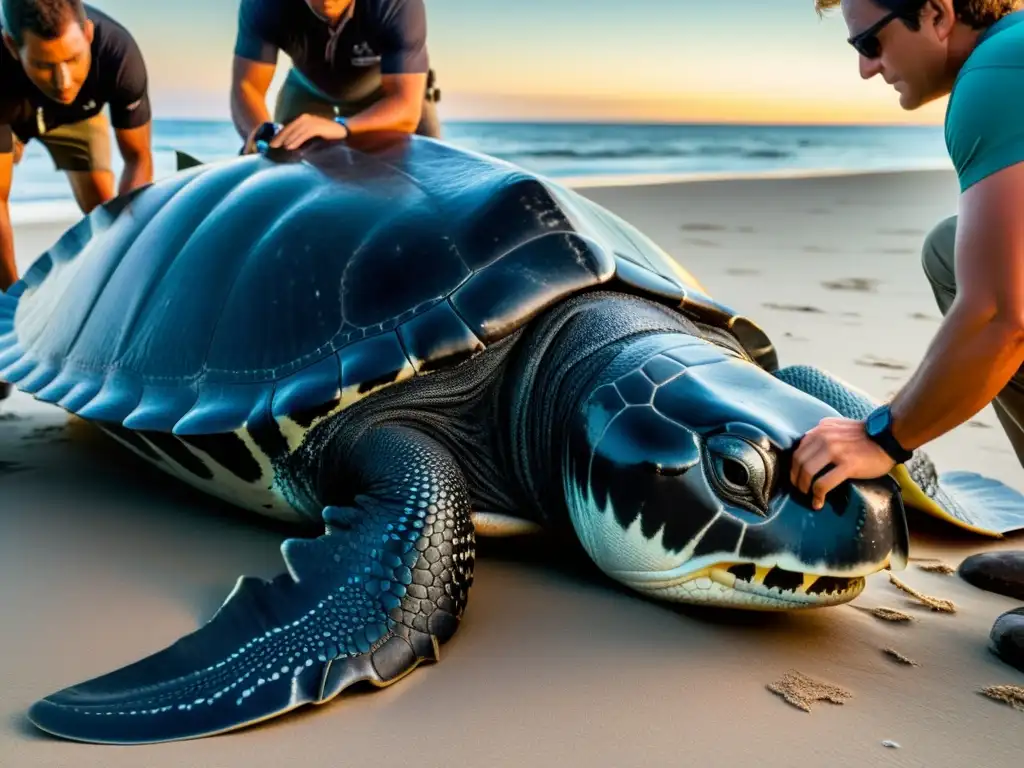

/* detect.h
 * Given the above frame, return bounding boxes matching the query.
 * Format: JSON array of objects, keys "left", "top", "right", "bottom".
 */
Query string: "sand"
[{"left": 2, "top": 168, "right": 1023, "bottom": 767}]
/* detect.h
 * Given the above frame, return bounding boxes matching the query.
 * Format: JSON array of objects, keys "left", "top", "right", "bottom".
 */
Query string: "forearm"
[
  {"left": 346, "top": 93, "right": 421, "bottom": 135},
  {"left": 118, "top": 153, "right": 153, "bottom": 196},
  {"left": 231, "top": 85, "right": 272, "bottom": 140},
  {"left": 890, "top": 302, "right": 1024, "bottom": 449},
  {"left": 0, "top": 200, "right": 16, "bottom": 292}
]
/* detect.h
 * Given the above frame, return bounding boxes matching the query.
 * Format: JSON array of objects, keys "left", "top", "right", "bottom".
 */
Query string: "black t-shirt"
[
  {"left": 0, "top": 4, "right": 151, "bottom": 153},
  {"left": 234, "top": 0, "right": 430, "bottom": 102}
]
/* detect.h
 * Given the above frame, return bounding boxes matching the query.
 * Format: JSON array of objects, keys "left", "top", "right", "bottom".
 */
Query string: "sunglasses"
[{"left": 847, "top": 7, "right": 906, "bottom": 59}]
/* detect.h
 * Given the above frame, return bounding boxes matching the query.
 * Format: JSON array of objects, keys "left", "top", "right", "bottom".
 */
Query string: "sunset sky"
[{"left": 85, "top": 0, "right": 950, "bottom": 125}]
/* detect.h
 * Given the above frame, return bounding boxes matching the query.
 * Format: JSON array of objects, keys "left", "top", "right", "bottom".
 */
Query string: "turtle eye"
[{"left": 705, "top": 434, "right": 772, "bottom": 515}]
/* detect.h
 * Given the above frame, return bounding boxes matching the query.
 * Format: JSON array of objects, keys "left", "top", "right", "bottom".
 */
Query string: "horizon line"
[{"left": 151, "top": 115, "right": 945, "bottom": 129}]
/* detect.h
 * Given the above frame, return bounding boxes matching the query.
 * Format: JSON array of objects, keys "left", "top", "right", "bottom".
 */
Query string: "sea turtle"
[{"left": 2, "top": 132, "right": 1021, "bottom": 745}]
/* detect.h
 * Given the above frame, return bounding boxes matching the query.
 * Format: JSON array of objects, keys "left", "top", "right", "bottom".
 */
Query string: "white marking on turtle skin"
[
  {"left": 564, "top": 462, "right": 879, "bottom": 610},
  {"left": 97, "top": 424, "right": 304, "bottom": 523}
]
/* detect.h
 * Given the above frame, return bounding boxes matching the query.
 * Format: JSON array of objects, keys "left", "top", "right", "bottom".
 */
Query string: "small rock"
[
  {"left": 959, "top": 551, "right": 1024, "bottom": 600},
  {"left": 990, "top": 607, "right": 1024, "bottom": 673},
  {"left": 882, "top": 740, "right": 900, "bottom": 749}
]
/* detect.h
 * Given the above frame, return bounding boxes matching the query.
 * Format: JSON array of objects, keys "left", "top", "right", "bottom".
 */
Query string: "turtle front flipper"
[
  {"left": 774, "top": 364, "right": 1024, "bottom": 537},
  {"left": 27, "top": 426, "right": 475, "bottom": 745}
]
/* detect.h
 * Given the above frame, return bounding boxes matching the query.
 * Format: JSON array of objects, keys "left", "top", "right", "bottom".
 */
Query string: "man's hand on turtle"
[
  {"left": 790, "top": 417, "right": 897, "bottom": 510},
  {"left": 270, "top": 114, "right": 349, "bottom": 151}
]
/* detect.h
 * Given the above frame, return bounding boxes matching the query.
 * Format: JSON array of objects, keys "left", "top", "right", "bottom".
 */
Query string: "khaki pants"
[
  {"left": 14, "top": 112, "right": 113, "bottom": 172},
  {"left": 273, "top": 69, "right": 442, "bottom": 138},
  {"left": 922, "top": 215, "right": 1024, "bottom": 466}
]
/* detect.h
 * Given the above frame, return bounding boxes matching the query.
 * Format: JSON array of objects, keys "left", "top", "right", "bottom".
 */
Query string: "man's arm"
[
  {"left": 107, "top": 27, "right": 154, "bottom": 195},
  {"left": 347, "top": 0, "right": 430, "bottom": 135},
  {"left": 231, "top": 0, "right": 280, "bottom": 143},
  {"left": 0, "top": 126, "right": 16, "bottom": 293},
  {"left": 889, "top": 162, "right": 1024, "bottom": 449},
  {"left": 114, "top": 122, "right": 153, "bottom": 195},
  {"left": 344, "top": 72, "right": 427, "bottom": 135},
  {"left": 231, "top": 56, "right": 276, "bottom": 142},
  {"left": 270, "top": 0, "right": 429, "bottom": 150}
]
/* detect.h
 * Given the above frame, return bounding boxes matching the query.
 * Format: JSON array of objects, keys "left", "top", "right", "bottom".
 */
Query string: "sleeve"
[
  {"left": 946, "top": 65, "right": 1024, "bottom": 192},
  {"left": 378, "top": 0, "right": 429, "bottom": 75},
  {"left": 108, "top": 30, "right": 152, "bottom": 130},
  {"left": 0, "top": 125, "right": 11, "bottom": 154},
  {"left": 234, "top": 0, "right": 281, "bottom": 64}
]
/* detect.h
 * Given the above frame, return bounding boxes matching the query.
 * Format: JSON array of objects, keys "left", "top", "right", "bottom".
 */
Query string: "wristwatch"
[
  {"left": 333, "top": 115, "right": 350, "bottom": 138},
  {"left": 864, "top": 404, "right": 913, "bottom": 464}
]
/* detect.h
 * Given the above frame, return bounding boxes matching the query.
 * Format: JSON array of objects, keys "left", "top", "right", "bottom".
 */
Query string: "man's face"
[
  {"left": 841, "top": 0, "right": 955, "bottom": 110},
  {"left": 3, "top": 18, "right": 94, "bottom": 105}
]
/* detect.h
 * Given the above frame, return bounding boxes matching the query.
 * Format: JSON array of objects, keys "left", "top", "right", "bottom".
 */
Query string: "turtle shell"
[{"left": 0, "top": 134, "right": 776, "bottom": 436}]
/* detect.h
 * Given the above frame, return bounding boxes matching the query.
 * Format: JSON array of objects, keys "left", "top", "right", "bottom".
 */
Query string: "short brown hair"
[
  {"left": 814, "top": 0, "right": 1022, "bottom": 29},
  {"left": 0, "top": 0, "right": 87, "bottom": 46}
]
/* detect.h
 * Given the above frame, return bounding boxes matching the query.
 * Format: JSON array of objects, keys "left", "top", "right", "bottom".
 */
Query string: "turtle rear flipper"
[
  {"left": 28, "top": 426, "right": 475, "bottom": 745},
  {"left": 773, "top": 364, "right": 1024, "bottom": 537}
]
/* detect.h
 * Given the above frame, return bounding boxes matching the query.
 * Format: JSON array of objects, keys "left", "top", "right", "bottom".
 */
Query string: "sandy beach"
[{"left": 2, "top": 167, "right": 1022, "bottom": 767}]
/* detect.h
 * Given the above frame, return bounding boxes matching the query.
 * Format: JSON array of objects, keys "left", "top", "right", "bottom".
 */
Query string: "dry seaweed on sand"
[
  {"left": 883, "top": 648, "right": 918, "bottom": 666},
  {"left": 888, "top": 573, "right": 957, "bottom": 613},
  {"left": 767, "top": 670, "right": 852, "bottom": 713},
  {"left": 916, "top": 562, "right": 956, "bottom": 575},
  {"left": 853, "top": 605, "right": 914, "bottom": 623},
  {"left": 979, "top": 685, "right": 1024, "bottom": 712}
]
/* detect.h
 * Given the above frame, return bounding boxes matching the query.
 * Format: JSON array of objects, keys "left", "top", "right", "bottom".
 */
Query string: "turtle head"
[{"left": 563, "top": 336, "right": 909, "bottom": 611}]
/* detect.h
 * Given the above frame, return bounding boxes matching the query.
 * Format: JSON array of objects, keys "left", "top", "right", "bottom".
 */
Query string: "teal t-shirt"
[{"left": 946, "top": 11, "right": 1024, "bottom": 192}]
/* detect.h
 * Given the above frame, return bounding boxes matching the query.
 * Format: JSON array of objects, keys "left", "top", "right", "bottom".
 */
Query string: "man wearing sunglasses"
[
  {"left": 791, "top": 0, "right": 1024, "bottom": 510},
  {"left": 231, "top": 0, "right": 440, "bottom": 155}
]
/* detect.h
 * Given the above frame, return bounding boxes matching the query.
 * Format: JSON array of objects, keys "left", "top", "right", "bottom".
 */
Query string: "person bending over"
[
  {"left": 791, "top": 0, "right": 1024, "bottom": 508},
  {"left": 0, "top": 0, "right": 153, "bottom": 403},
  {"left": 231, "top": 0, "right": 441, "bottom": 154},
  {"left": 0, "top": 0, "right": 153, "bottom": 294}
]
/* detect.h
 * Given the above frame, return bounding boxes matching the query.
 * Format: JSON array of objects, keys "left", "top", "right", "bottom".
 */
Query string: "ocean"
[{"left": 8, "top": 119, "right": 951, "bottom": 223}]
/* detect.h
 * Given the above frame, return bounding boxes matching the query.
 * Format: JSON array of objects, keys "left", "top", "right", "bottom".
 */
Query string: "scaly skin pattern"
[{"left": 28, "top": 426, "right": 475, "bottom": 744}]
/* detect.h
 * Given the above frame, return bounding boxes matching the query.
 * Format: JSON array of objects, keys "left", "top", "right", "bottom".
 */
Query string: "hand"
[
  {"left": 240, "top": 122, "right": 278, "bottom": 155},
  {"left": 789, "top": 417, "right": 897, "bottom": 510},
  {"left": 269, "top": 114, "right": 349, "bottom": 151}
]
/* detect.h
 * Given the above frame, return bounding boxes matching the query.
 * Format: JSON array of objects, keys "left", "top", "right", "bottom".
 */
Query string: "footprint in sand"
[
  {"left": 726, "top": 267, "right": 760, "bottom": 276},
  {"left": 879, "top": 227, "right": 926, "bottom": 237},
  {"left": 0, "top": 459, "right": 27, "bottom": 475},
  {"left": 763, "top": 302, "right": 825, "bottom": 314},
  {"left": 682, "top": 237, "right": 719, "bottom": 248},
  {"left": 803, "top": 245, "right": 837, "bottom": 254},
  {"left": 679, "top": 223, "right": 727, "bottom": 232},
  {"left": 855, "top": 355, "right": 909, "bottom": 371},
  {"left": 823, "top": 277, "right": 879, "bottom": 292},
  {"left": 909, "top": 311, "right": 939, "bottom": 322},
  {"left": 880, "top": 247, "right": 916, "bottom": 255}
]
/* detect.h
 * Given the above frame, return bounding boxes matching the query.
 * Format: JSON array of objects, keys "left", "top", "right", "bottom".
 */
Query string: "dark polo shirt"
[
  {"left": 0, "top": 4, "right": 151, "bottom": 153},
  {"left": 234, "top": 0, "right": 430, "bottom": 103}
]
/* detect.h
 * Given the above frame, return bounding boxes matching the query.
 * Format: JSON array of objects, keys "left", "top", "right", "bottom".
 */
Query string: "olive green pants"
[
  {"left": 922, "top": 215, "right": 1024, "bottom": 466},
  {"left": 14, "top": 111, "right": 113, "bottom": 172},
  {"left": 273, "top": 69, "right": 442, "bottom": 138}
]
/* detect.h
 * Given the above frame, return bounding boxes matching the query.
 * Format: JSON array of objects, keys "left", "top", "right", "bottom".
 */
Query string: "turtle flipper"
[
  {"left": 773, "top": 364, "right": 1024, "bottom": 537},
  {"left": 27, "top": 426, "right": 476, "bottom": 744}
]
